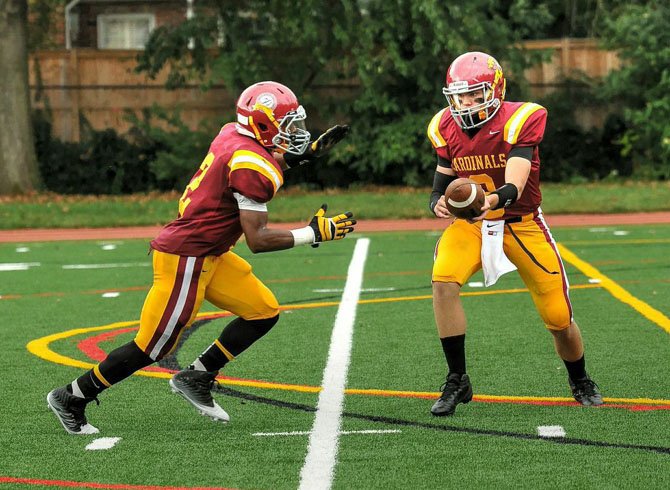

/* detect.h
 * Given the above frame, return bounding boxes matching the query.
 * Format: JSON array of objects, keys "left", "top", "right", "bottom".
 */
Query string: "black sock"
[
  {"left": 196, "top": 315, "right": 279, "bottom": 372},
  {"left": 440, "top": 334, "right": 466, "bottom": 375},
  {"left": 70, "top": 341, "right": 153, "bottom": 398},
  {"left": 564, "top": 355, "right": 587, "bottom": 381}
]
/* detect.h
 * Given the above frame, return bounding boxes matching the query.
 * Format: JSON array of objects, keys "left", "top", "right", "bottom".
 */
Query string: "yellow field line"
[
  {"left": 26, "top": 282, "right": 670, "bottom": 407},
  {"left": 558, "top": 244, "right": 670, "bottom": 334}
]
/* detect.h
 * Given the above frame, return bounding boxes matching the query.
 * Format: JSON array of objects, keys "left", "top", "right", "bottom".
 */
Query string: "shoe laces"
[
  {"left": 439, "top": 373, "right": 463, "bottom": 398},
  {"left": 576, "top": 378, "right": 599, "bottom": 396}
]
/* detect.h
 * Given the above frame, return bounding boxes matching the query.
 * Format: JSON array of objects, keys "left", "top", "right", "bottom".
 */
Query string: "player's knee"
[
  {"left": 432, "top": 280, "right": 461, "bottom": 299},
  {"left": 252, "top": 314, "right": 279, "bottom": 336},
  {"left": 543, "top": 309, "right": 572, "bottom": 331},
  {"left": 257, "top": 294, "right": 280, "bottom": 319}
]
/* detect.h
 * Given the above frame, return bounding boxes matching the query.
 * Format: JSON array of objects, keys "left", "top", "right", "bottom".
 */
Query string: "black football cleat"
[
  {"left": 170, "top": 369, "right": 230, "bottom": 422},
  {"left": 569, "top": 375, "right": 604, "bottom": 406},
  {"left": 47, "top": 387, "right": 99, "bottom": 435},
  {"left": 431, "top": 373, "right": 473, "bottom": 416}
]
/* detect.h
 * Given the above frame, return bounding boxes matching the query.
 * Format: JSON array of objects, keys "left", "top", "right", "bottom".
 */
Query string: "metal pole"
[{"left": 64, "top": 0, "right": 81, "bottom": 49}]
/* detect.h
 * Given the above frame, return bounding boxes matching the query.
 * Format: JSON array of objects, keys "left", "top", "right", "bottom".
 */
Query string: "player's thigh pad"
[
  {"left": 205, "top": 251, "right": 279, "bottom": 320},
  {"left": 135, "top": 250, "right": 212, "bottom": 359},
  {"left": 432, "top": 219, "right": 482, "bottom": 285},
  {"left": 504, "top": 218, "right": 572, "bottom": 330}
]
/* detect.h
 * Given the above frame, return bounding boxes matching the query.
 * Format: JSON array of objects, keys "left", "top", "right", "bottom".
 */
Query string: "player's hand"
[
  {"left": 432, "top": 195, "right": 452, "bottom": 219},
  {"left": 310, "top": 125, "right": 350, "bottom": 158},
  {"left": 284, "top": 125, "right": 350, "bottom": 167},
  {"left": 468, "top": 194, "right": 494, "bottom": 222},
  {"left": 308, "top": 204, "right": 356, "bottom": 247}
]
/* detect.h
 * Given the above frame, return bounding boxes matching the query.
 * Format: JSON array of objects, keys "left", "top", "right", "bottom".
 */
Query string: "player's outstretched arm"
[
  {"left": 239, "top": 209, "right": 295, "bottom": 253},
  {"left": 283, "top": 125, "right": 350, "bottom": 168},
  {"left": 239, "top": 204, "right": 356, "bottom": 253}
]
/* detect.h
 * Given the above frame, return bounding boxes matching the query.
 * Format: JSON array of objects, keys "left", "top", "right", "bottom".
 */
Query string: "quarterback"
[
  {"left": 46, "top": 81, "right": 356, "bottom": 434},
  {"left": 427, "top": 52, "right": 603, "bottom": 416}
]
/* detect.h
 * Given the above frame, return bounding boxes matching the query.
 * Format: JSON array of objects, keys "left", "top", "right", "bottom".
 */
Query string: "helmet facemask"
[
  {"left": 443, "top": 82, "right": 501, "bottom": 130},
  {"left": 272, "top": 105, "right": 311, "bottom": 155}
]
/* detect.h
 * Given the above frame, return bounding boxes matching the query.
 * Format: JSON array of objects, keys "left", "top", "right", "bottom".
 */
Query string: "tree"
[
  {"left": 599, "top": 1, "right": 670, "bottom": 178},
  {"left": 136, "top": 0, "right": 553, "bottom": 187},
  {"left": 0, "top": 0, "right": 41, "bottom": 194}
]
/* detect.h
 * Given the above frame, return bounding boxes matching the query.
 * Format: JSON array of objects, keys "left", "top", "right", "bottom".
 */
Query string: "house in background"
[
  {"left": 64, "top": 0, "right": 193, "bottom": 49},
  {"left": 30, "top": 0, "right": 231, "bottom": 142}
]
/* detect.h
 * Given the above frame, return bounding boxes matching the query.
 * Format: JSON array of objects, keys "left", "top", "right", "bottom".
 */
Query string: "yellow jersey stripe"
[
  {"left": 504, "top": 103, "right": 543, "bottom": 145},
  {"left": 229, "top": 150, "right": 283, "bottom": 192},
  {"left": 427, "top": 108, "right": 448, "bottom": 148}
]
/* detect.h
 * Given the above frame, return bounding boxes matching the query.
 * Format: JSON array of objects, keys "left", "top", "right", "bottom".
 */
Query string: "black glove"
[
  {"left": 308, "top": 203, "right": 356, "bottom": 248},
  {"left": 284, "top": 125, "right": 350, "bottom": 168}
]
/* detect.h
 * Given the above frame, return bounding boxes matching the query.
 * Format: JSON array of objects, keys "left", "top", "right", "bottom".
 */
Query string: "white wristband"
[{"left": 290, "top": 226, "right": 316, "bottom": 246}]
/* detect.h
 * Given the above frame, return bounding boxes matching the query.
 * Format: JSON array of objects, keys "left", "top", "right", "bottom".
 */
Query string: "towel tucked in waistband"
[{"left": 481, "top": 219, "right": 516, "bottom": 287}]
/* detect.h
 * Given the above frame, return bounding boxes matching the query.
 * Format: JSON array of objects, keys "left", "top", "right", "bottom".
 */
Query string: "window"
[{"left": 97, "top": 13, "right": 155, "bottom": 49}]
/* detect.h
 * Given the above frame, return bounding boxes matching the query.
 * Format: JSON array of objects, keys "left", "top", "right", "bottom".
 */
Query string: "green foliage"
[
  {"left": 135, "top": 0, "right": 554, "bottom": 189},
  {"left": 125, "top": 106, "right": 217, "bottom": 190},
  {"left": 599, "top": 1, "right": 670, "bottom": 179},
  {"left": 33, "top": 110, "right": 160, "bottom": 194},
  {"left": 537, "top": 82, "right": 628, "bottom": 182}
]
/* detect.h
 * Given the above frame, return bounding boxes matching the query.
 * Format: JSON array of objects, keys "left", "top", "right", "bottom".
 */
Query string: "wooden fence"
[{"left": 29, "top": 39, "right": 620, "bottom": 142}]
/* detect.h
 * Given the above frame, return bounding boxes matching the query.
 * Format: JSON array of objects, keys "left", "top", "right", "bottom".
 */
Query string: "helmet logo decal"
[
  {"left": 449, "top": 81, "right": 468, "bottom": 90},
  {"left": 256, "top": 92, "right": 277, "bottom": 109}
]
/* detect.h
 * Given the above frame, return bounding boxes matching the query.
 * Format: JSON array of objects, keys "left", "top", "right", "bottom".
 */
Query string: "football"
[{"left": 444, "top": 178, "right": 486, "bottom": 220}]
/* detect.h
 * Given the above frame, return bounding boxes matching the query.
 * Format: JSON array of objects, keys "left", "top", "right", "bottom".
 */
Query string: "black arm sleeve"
[
  {"left": 429, "top": 170, "right": 457, "bottom": 214},
  {"left": 508, "top": 146, "right": 533, "bottom": 161}
]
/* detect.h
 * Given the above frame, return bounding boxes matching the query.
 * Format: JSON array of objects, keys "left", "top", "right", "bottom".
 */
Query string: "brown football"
[{"left": 444, "top": 178, "right": 486, "bottom": 220}]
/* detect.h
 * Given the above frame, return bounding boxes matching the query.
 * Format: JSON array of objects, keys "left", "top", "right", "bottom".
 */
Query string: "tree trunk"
[{"left": 0, "top": 0, "right": 41, "bottom": 194}]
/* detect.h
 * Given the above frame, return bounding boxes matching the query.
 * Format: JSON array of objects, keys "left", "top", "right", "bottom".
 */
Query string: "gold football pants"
[
  {"left": 135, "top": 249, "right": 279, "bottom": 360},
  {"left": 432, "top": 212, "right": 573, "bottom": 330}
]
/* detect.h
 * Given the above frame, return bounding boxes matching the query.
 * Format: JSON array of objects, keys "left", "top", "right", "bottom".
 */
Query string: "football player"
[
  {"left": 46, "top": 81, "right": 356, "bottom": 434},
  {"left": 427, "top": 52, "right": 603, "bottom": 416}
]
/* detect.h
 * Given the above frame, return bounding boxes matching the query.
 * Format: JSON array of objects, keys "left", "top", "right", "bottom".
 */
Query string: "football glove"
[
  {"left": 308, "top": 204, "right": 356, "bottom": 247},
  {"left": 284, "top": 125, "right": 350, "bottom": 168}
]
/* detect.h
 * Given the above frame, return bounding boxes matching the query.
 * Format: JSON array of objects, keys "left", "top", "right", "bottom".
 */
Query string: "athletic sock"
[
  {"left": 440, "top": 334, "right": 466, "bottom": 375},
  {"left": 194, "top": 315, "right": 279, "bottom": 372},
  {"left": 69, "top": 341, "right": 153, "bottom": 398},
  {"left": 564, "top": 355, "right": 587, "bottom": 381}
]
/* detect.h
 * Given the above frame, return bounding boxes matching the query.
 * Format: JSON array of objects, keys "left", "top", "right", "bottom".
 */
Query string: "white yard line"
[
  {"left": 62, "top": 262, "right": 150, "bottom": 269},
  {"left": 537, "top": 425, "right": 566, "bottom": 438},
  {"left": 298, "top": 238, "right": 370, "bottom": 490},
  {"left": 85, "top": 437, "right": 121, "bottom": 450},
  {"left": 0, "top": 262, "right": 40, "bottom": 271}
]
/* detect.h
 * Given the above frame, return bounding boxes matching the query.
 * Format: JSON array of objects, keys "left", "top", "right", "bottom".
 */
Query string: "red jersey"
[
  {"left": 151, "top": 123, "right": 284, "bottom": 257},
  {"left": 427, "top": 101, "right": 546, "bottom": 219}
]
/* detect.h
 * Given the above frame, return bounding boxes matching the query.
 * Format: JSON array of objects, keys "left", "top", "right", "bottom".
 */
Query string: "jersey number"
[
  {"left": 178, "top": 152, "right": 215, "bottom": 218},
  {"left": 468, "top": 174, "right": 505, "bottom": 220}
]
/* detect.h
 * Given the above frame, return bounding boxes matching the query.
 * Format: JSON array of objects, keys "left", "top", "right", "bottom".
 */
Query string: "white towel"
[{"left": 481, "top": 219, "right": 517, "bottom": 287}]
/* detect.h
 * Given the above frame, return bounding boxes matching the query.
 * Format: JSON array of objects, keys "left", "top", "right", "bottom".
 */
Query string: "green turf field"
[{"left": 1, "top": 224, "right": 669, "bottom": 489}]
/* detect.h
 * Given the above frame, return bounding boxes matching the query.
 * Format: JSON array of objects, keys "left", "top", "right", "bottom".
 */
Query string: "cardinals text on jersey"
[{"left": 427, "top": 101, "right": 546, "bottom": 219}]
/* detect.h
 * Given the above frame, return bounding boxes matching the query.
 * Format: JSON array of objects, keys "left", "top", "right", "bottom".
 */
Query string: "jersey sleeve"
[
  {"left": 503, "top": 103, "right": 547, "bottom": 147},
  {"left": 228, "top": 149, "right": 284, "bottom": 203},
  {"left": 426, "top": 108, "right": 451, "bottom": 160}
]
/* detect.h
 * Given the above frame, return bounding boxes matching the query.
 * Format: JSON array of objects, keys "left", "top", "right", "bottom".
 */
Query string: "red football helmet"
[
  {"left": 443, "top": 52, "right": 506, "bottom": 129},
  {"left": 235, "top": 81, "right": 311, "bottom": 155}
]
